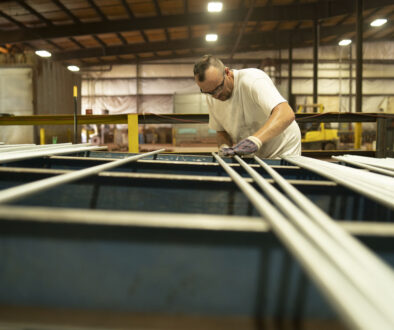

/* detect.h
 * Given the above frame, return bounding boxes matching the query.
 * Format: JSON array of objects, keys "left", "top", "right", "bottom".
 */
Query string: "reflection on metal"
[
  {"left": 0, "top": 143, "right": 107, "bottom": 164},
  {"left": 284, "top": 156, "right": 394, "bottom": 209},
  {"left": 213, "top": 153, "right": 394, "bottom": 330},
  {"left": 0, "top": 149, "right": 164, "bottom": 204}
]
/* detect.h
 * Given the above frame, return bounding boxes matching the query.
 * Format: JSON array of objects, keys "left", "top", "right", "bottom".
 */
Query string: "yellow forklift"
[{"left": 297, "top": 104, "right": 339, "bottom": 150}]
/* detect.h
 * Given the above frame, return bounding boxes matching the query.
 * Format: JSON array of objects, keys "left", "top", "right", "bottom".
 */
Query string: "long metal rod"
[
  {"left": 334, "top": 154, "right": 394, "bottom": 171},
  {"left": 332, "top": 156, "right": 394, "bottom": 177},
  {"left": 235, "top": 155, "right": 394, "bottom": 324},
  {"left": 254, "top": 156, "right": 394, "bottom": 284},
  {"left": 0, "top": 149, "right": 165, "bottom": 204},
  {"left": 212, "top": 153, "right": 393, "bottom": 330},
  {"left": 0, "top": 144, "right": 106, "bottom": 164},
  {"left": 0, "top": 143, "right": 72, "bottom": 153},
  {"left": 283, "top": 156, "right": 394, "bottom": 209}
]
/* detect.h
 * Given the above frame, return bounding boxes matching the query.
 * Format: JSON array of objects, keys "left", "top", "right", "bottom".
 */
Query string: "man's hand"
[{"left": 221, "top": 136, "right": 262, "bottom": 157}]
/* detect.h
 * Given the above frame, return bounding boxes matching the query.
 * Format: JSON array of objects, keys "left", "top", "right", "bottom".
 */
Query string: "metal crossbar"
[{"left": 0, "top": 149, "right": 165, "bottom": 204}]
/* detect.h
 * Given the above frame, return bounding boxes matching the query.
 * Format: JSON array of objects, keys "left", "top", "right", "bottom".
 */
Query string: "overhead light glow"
[
  {"left": 205, "top": 34, "right": 218, "bottom": 42},
  {"left": 370, "top": 18, "right": 387, "bottom": 27},
  {"left": 67, "top": 65, "right": 80, "bottom": 72},
  {"left": 338, "top": 39, "right": 352, "bottom": 46},
  {"left": 35, "top": 50, "right": 52, "bottom": 57},
  {"left": 208, "top": 2, "right": 223, "bottom": 12}
]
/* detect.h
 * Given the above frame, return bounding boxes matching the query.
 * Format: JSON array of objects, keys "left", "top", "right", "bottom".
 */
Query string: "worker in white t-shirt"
[{"left": 193, "top": 55, "right": 301, "bottom": 158}]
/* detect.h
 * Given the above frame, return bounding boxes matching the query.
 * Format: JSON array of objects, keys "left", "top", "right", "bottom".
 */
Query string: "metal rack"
[{"left": 0, "top": 145, "right": 393, "bottom": 329}]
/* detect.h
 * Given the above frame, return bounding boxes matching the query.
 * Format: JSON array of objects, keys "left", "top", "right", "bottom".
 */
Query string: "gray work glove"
[
  {"left": 222, "top": 136, "right": 262, "bottom": 157},
  {"left": 218, "top": 144, "right": 230, "bottom": 157}
]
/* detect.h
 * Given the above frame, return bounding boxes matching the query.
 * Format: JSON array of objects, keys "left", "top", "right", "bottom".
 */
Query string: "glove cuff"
[
  {"left": 219, "top": 144, "right": 230, "bottom": 149},
  {"left": 247, "top": 136, "right": 262, "bottom": 150}
]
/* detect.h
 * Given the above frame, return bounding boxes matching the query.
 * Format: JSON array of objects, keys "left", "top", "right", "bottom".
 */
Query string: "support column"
[
  {"left": 313, "top": 19, "right": 319, "bottom": 108},
  {"left": 128, "top": 114, "right": 139, "bottom": 153},
  {"left": 354, "top": 0, "right": 363, "bottom": 148}
]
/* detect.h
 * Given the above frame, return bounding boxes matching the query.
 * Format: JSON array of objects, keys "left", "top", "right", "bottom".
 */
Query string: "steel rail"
[
  {"left": 254, "top": 156, "right": 394, "bottom": 286},
  {"left": 283, "top": 156, "right": 394, "bottom": 209},
  {"left": 212, "top": 153, "right": 393, "bottom": 330},
  {"left": 333, "top": 155, "right": 394, "bottom": 171},
  {"left": 0, "top": 144, "right": 107, "bottom": 164},
  {"left": 332, "top": 155, "right": 394, "bottom": 177},
  {"left": 0, "top": 149, "right": 165, "bottom": 204},
  {"left": 0, "top": 143, "right": 73, "bottom": 153},
  {"left": 236, "top": 155, "right": 394, "bottom": 324}
]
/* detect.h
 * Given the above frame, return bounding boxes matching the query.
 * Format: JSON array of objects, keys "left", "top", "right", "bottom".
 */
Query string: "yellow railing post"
[
  {"left": 127, "top": 114, "right": 139, "bottom": 153},
  {"left": 39, "top": 128, "right": 45, "bottom": 145},
  {"left": 354, "top": 122, "right": 362, "bottom": 149}
]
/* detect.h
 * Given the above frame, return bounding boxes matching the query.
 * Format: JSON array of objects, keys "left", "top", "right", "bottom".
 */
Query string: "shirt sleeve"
[{"left": 249, "top": 74, "right": 287, "bottom": 115}]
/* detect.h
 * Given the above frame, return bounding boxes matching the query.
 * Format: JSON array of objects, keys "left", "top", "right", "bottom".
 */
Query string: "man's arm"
[
  {"left": 253, "top": 102, "right": 295, "bottom": 144},
  {"left": 226, "top": 102, "right": 295, "bottom": 156},
  {"left": 216, "top": 131, "right": 233, "bottom": 147}
]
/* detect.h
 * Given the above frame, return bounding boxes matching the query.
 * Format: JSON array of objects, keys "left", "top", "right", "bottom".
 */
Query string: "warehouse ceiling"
[{"left": 0, "top": 0, "right": 393, "bottom": 67}]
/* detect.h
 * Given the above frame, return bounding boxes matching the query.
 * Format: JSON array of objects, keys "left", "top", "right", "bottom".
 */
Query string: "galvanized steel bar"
[
  {"left": 254, "top": 155, "right": 394, "bottom": 283},
  {"left": 212, "top": 153, "right": 393, "bottom": 330},
  {"left": 334, "top": 155, "right": 394, "bottom": 171},
  {"left": 236, "top": 155, "right": 394, "bottom": 325},
  {"left": 333, "top": 156, "right": 394, "bottom": 177},
  {"left": 283, "top": 156, "right": 394, "bottom": 209},
  {"left": 0, "top": 144, "right": 107, "bottom": 164},
  {"left": 0, "top": 149, "right": 165, "bottom": 204}
]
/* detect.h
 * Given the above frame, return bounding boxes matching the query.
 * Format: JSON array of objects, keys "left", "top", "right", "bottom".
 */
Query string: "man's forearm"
[
  {"left": 216, "top": 131, "right": 233, "bottom": 147},
  {"left": 253, "top": 102, "right": 295, "bottom": 144}
]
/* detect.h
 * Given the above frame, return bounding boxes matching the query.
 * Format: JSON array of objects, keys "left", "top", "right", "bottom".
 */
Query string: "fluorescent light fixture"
[
  {"left": 35, "top": 50, "right": 52, "bottom": 57},
  {"left": 370, "top": 18, "right": 387, "bottom": 27},
  {"left": 205, "top": 34, "right": 218, "bottom": 42},
  {"left": 208, "top": 2, "right": 223, "bottom": 12},
  {"left": 338, "top": 39, "right": 352, "bottom": 46},
  {"left": 67, "top": 65, "right": 80, "bottom": 72}
]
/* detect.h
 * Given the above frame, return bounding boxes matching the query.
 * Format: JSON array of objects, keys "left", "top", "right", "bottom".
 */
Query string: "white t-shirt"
[{"left": 207, "top": 68, "right": 301, "bottom": 158}]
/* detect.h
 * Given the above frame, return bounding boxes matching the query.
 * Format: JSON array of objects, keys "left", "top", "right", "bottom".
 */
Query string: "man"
[{"left": 193, "top": 55, "right": 301, "bottom": 158}]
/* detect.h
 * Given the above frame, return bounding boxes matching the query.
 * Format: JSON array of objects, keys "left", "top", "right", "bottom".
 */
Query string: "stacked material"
[{"left": 333, "top": 154, "right": 394, "bottom": 177}]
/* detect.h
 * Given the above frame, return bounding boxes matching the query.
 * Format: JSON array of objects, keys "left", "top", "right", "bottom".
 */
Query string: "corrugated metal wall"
[{"left": 35, "top": 60, "right": 81, "bottom": 144}]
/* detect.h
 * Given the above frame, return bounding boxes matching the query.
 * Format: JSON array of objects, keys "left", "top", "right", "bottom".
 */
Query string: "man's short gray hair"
[{"left": 193, "top": 55, "right": 225, "bottom": 82}]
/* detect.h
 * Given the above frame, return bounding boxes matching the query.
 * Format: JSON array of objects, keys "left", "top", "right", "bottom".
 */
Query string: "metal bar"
[
  {"left": 0, "top": 144, "right": 107, "bottom": 164},
  {"left": 0, "top": 149, "right": 164, "bottom": 204},
  {"left": 2, "top": 113, "right": 394, "bottom": 126},
  {"left": 212, "top": 152, "right": 393, "bottom": 329},
  {"left": 333, "top": 155, "right": 394, "bottom": 173},
  {"left": 253, "top": 155, "right": 394, "bottom": 300},
  {"left": 283, "top": 156, "right": 394, "bottom": 209},
  {"left": 235, "top": 155, "right": 394, "bottom": 324},
  {"left": 0, "top": 205, "right": 393, "bottom": 236}
]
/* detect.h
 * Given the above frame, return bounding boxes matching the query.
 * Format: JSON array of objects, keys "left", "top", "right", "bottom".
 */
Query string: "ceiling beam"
[
  {"left": 1, "top": 0, "right": 391, "bottom": 44},
  {"left": 52, "top": 22, "right": 389, "bottom": 61}
]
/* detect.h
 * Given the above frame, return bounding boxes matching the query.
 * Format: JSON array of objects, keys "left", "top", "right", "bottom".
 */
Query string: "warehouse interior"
[{"left": 0, "top": 0, "right": 394, "bottom": 329}]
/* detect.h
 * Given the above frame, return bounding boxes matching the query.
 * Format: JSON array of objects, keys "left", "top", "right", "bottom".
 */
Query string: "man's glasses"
[{"left": 200, "top": 75, "right": 225, "bottom": 96}]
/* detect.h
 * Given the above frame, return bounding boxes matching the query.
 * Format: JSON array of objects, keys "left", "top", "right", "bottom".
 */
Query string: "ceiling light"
[
  {"left": 35, "top": 50, "right": 52, "bottom": 57},
  {"left": 370, "top": 18, "right": 387, "bottom": 27},
  {"left": 67, "top": 65, "right": 80, "bottom": 72},
  {"left": 208, "top": 2, "right": 223, "bottom": 12},
  {"left": 205, "top": 34, "right": 218, "bottom": 42},
  {"left": 338, "top": 39, "right": 352, "bottom": 46}
]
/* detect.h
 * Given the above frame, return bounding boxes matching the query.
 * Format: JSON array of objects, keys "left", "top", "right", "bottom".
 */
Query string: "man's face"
[{"left": 195, "top": 66, "right": 233, "bottom": 101}]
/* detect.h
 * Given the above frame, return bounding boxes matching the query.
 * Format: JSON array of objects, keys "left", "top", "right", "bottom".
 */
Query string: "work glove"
[
  {"left": 222, "top": 136, "right": 262, "bottom": 157},
  {"left": 218, "top": 144, "right": 230, "bottom": 157}
]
